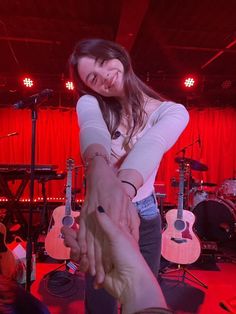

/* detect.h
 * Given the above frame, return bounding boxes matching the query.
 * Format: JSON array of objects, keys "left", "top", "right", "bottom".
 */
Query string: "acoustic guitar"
[
  {"left": 45, "top": 158, "right": 80, "bottom": 260},
  {"left": 0, "top": 223, "right": 17, "bottom": 279},
  {"left": 161, "top": 161, "right": 201, "bottom": 265}
]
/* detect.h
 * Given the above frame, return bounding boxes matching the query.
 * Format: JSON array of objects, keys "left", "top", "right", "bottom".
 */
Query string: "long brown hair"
[{"left": 69, "top": 38, "right": 165, "bottom": 138}]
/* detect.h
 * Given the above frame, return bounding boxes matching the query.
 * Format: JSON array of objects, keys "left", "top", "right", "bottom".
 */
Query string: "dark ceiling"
[{"left": 1, "top": 0, "right": 236, "bottom": 108}]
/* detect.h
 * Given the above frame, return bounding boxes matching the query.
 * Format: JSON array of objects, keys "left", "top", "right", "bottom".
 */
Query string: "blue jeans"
[{"left": 85, "top": 193, "right": 162, "bottom": 314}]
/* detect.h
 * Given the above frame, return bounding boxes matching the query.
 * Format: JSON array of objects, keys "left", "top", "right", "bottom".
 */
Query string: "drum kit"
[{"left": 173, "top": 156, "right": 236, "bottom": 243}]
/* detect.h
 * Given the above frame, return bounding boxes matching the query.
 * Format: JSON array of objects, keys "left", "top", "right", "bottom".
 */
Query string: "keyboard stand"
[{"left": 0, "top": 173, "right": 29, "bottom": 235}]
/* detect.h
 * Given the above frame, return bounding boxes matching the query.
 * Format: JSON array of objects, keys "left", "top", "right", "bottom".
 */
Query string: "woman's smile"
[{"left": 77, "top": 56, "right": 124, "bottom": 97}]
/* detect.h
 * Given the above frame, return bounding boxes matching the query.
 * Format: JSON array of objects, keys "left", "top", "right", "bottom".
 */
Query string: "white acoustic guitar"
[
  {"left": 161, "top": 161, "right": 201, "bottom": 265},
  {"left": 45, "top": 158, "right": 80, "bottom": 260}
]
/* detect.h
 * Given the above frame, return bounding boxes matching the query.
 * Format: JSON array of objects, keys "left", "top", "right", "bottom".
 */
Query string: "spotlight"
[
  {"left": 22, "top": 76, "right": 34, "bottom": 88},
  {"left": 221, "top": 80, "right": 232, "bottom": 89},
  {"left": 184, "top": 77, "right": 195, "bottom": 88},
  {"left": 65, "top": 81, "right": 74, "bottom": 90}
]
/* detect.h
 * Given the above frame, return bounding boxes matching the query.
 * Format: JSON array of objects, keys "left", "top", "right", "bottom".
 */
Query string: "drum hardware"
[
  {"left": 175, "top": 139, "right": 208, "bottom": 210},
  {"left": 191, "top": 181, "right": 218, "bottom": 208},
  {"left": 171, "top": 176, "right": 196, "bottom": 189},
  {"left": 192, "top": 190, "right": 209, "bottom": 208},
  {"left": 175, "top": 157, "right": 208, "bottom": 172},
  {"left": 194, "top": 182, "right": 217, "bottom": 187},
  {"left": 175, "top": 137, "right": 208, "bottom": 171},
  {"left": 161, "top": 155, "right": 207, "bottom": 288},
  {"left": 172, "top": 180, "right": 217, "bottom": 189},
  {"left": 175, "top": 144, "right": 208, "bottom": 209},
  {"left": 173, "top": 161, "right": 209, "bottom": 210},
  {"left": 192, "top": 198, "right": 236, "bottom": 243},
  {"left": 219, "top": 178, "right": 236, "bottom": 201}
]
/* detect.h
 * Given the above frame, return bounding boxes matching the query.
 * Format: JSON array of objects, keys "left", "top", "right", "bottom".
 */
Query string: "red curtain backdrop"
[{"left": 0, "top": 105, "right": 235, "bottom": 204}]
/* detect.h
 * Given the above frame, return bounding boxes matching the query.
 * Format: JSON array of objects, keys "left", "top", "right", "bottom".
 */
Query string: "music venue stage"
[{"left": 0, "top": 1, "right": 236, "bottom": 314}]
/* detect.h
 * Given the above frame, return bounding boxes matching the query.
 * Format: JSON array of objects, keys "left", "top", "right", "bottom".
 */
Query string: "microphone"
[
  {"left": 7, "top": 132, "right": 19, "bottom": 137},
  {"left": 13, "top": 89, "right": 54, "bottom": 109},
  {"left": 0, "top": 132, "right": 19, "bottom": 139}
]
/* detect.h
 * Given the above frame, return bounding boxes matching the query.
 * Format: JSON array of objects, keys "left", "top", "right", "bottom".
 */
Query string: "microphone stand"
[
  {"left": 24, "top": 95, "right": 51, "bottom": 292},
  {"left": 175, "top": 138, "right": 199, "bottom": 156},
  {"left": 13, "top": 90, "right": 53, "bottom": 292},
  {"left": 25, "top": 103, "right": 37, "bottom": 292}
]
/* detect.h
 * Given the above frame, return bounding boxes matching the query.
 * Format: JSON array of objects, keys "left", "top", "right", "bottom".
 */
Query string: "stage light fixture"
[
  {"left": 184, "top": 77, "right": 195, "bottom": 88},
  {"left": 65, "top": 81, "right": 74, "bottom": 90},
  {"left": 221, "top": 80, "right": 232, "bottom": 89},
  {"left": 22, "top": 77, "right": 34, "bottom": 88}
]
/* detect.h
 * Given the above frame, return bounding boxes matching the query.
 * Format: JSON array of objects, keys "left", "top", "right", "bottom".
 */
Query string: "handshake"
[{"left": 62, "top": 206, "right": 171, "bottom": 314}]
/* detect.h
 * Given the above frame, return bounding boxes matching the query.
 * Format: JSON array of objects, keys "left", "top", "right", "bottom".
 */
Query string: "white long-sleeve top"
[{"left": 77, "top": 95, "right": 189, "bottom": 202}]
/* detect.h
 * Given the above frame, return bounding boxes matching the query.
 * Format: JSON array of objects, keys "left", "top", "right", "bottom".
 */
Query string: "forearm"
[
  {"left": 77, "top": 95, "right": 111, "bottom": 157},
  {"left": 84, "top": 146, "right": 143, "bottom": 200},
  {"left": 119, "top": 103, "right": 189, "bottom": 182},
  {"left": 82, "top": 144, "right": 110, "bottom": 163},
  {"left": 117, "top": 169, "right": 143, "bottom": 199},
  {"left": 122, "top": 270, "right": 167, "bottom": 314}
]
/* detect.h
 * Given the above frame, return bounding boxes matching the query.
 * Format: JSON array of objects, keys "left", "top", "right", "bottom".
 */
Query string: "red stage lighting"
[
  {"left": 22, "top": 77, "right": 34, "bottom": 88},
  {"left": 65, "top": 81, "right": 74, "bottom": 90},
  {"left": 184, "top": 76, "right": 195, "bottom": 88}
]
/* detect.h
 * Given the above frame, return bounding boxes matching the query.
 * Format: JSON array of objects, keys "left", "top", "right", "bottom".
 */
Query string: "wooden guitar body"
[
  {"left": 162, "top": 209, "right": 201, "bottom": 265},
  {"left": 0, "top": 223, "right": 17, "bottom": 279},
  {"left": 44, "top": 205, "right": 80, "bottom": 260}
]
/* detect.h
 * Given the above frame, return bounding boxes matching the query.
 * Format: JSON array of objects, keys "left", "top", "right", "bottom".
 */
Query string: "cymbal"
[{"left": 175, "top": 157, "right": 208, "bottom": 171}]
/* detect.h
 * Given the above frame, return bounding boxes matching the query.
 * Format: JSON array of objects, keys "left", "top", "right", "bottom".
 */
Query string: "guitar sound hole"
[
  {"left": 174, "top": 219, "right": 185, "bottom": 231},
  {"left": 62, "top": 215, "right": 74, "bottom": 227}
]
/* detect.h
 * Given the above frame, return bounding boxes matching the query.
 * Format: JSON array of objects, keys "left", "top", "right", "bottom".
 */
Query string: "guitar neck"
[{"left": 177, "top": 164, "right": 185, "bottom": 219}]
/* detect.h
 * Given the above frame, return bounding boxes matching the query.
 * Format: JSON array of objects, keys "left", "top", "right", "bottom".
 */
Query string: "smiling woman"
[
  {"left": 77, "top": 57, "right": 124, "bottom": 97},
  {"left": 67, "top": 38, "right": 189, "bottom": 314}
]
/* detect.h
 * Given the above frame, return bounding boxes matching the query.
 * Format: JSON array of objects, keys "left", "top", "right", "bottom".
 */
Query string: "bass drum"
[{"left": 192, "top": 198, "right": 236, "bottom": 242}]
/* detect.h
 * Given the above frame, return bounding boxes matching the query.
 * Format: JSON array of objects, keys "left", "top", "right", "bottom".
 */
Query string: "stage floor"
[{"left": 30, "top": 251, "right": 236, "bottom": 314}]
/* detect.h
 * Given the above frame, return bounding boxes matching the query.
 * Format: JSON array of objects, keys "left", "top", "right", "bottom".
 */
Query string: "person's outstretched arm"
[
  {"left": 76, "top": 95, "right": 140, "bottom": 283},
  {"left": 62, "top": 207, "right": 171, "bottom": 314}
]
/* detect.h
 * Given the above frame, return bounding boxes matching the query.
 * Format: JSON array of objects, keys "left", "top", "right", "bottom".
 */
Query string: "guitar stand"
[
  {"left": 43, "top": 259, "right": 80, "bottom": 279},
  {"left": 37, "top": 177, "right": 49, "bottom": 235},
  {"left": 161, "top": 264, "right": 208, "bottom": 289}
]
